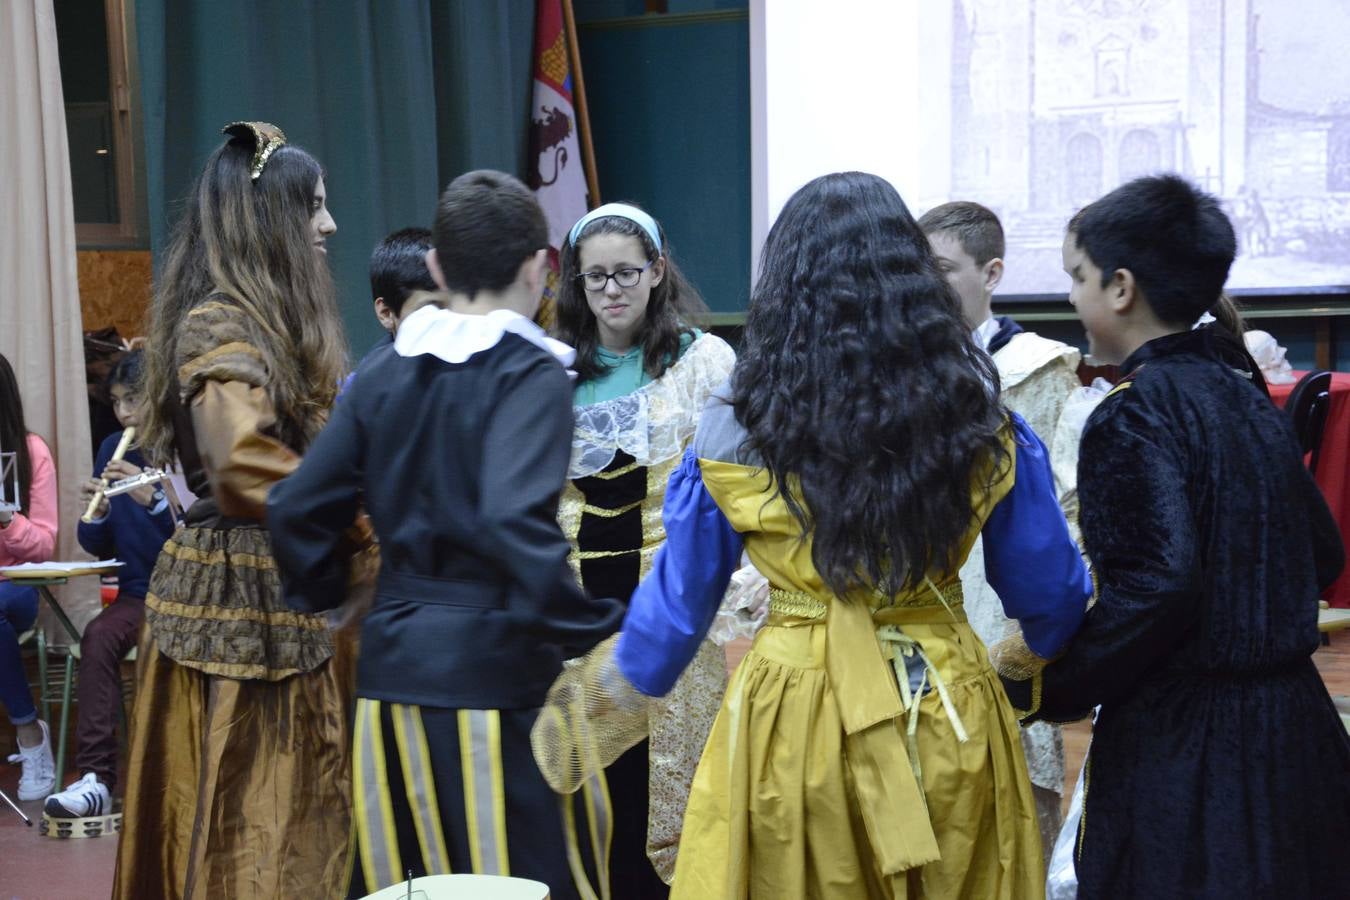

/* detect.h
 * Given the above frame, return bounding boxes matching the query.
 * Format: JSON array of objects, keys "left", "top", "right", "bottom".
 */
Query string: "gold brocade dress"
[
  {"left": 113, "top": 299, "right": 354, "bottom": 900},
  {"left": 672, "top": 425, "right": 1045, "bottom": 900},
  {"left": 559, "top": 332, "right": 736, "bottom": 888}
]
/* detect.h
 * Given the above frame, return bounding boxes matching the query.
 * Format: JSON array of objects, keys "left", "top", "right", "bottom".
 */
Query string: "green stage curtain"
[{"left": 135, "top": 0, "right": 535, "bottom": 353}]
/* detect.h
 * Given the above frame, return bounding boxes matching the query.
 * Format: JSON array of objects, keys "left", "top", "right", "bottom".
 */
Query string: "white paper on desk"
[{"left": 0, "top": 560, "right": 124, "bottom": 576}]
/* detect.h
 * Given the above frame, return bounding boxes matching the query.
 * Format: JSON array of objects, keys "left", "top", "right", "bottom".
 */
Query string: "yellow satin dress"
[{"left": 672, "top": 429, "right": 1044, "bottom": 899}]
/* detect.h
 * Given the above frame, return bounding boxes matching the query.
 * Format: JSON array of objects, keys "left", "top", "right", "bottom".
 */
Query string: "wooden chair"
[{"left": 1285, "top": 370, "right": 1332, "bottom": 475}]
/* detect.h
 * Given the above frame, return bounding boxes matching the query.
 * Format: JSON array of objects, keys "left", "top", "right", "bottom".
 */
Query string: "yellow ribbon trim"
[
  {"left": 145, "top": 593, "right": 329, "bottom": 630},
  {"left": 159, "top": 541, "right": 277, "bottom": 570},
  {"left": 573, "top": 548, "right": 639, "bottom": 561},
  {"left": 767, "top": 588, "right": 827, "bottom": 620},
  {"left": 160, "top": 656, "right": 305, "bottom": 681},
  {"left": 585, "top": 459, "right": 640, "bottom": 480},
  {"left": 580, "top": 499, "right": 643, "bottom": 519}
]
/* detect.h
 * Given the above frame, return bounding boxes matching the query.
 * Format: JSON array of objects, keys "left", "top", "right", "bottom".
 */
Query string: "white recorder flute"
[{"left": 81, "top": 426, "right": 135, "bottom": 523}]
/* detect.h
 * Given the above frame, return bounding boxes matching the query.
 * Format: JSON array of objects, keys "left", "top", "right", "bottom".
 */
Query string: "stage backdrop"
[
  {"left": 577, "top": 4, "right": 751, "bottom": 318},
  {"left": 134, "top": 0, "right": 538, "bottom": 355},
  {"left": 1, "top": 0, "right": 99, "bottom": 634}
]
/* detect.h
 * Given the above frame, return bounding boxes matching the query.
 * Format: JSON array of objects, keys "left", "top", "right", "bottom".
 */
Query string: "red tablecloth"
[{"left": 1269, "top": 371, "right": 1350, "bottom": 608}]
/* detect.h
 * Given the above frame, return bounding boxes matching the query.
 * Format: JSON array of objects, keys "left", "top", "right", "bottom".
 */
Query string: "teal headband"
[{"left": 567, "top": 203, "right": 663, "bottom": 253}]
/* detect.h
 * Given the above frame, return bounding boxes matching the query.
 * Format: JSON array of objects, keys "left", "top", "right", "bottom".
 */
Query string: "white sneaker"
[
  {"left": 6, "top": 719, "right": 56, "bottom": 801},
  {"left": 44, "top": 772, "right": 111, "bottom": 818}
]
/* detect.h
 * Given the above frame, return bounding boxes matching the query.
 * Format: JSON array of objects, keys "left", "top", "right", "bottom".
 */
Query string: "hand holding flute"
[{"left": 80, "top": 427, "right": 135, "bottom": 523}]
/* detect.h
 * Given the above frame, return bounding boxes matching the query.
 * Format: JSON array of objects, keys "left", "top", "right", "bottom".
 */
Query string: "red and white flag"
[{"left": 528, "top": 0, "right": 594, "bottom": 324}]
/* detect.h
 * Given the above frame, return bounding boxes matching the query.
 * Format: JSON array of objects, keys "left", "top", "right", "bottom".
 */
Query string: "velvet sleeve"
[
  {"left": 173, "top": 299, "right": 302, "bottom": 520},
  {"left": 1002, "top": 399, "right": 1203, "bottom": 722},
  {"left": 615, "top": 449, "right": 743, "bottom": 697},
  {"left": 1301, "top": 466, "right": 1346, "bottom": 591},
  {"left": 0, "top": 435, "right": 59, "bottom": 564},
  {"left": 190, "top": 381, "right": 301, "bottom": 520},
  {"left": 478, "top": 354, "right": 625, "bottom": 658},
  {"left": 268, "top": 386, "right": 365, "bottom": 613},
  {"left": 982, "top": 413, "right": 1092, "bottom": 658}
]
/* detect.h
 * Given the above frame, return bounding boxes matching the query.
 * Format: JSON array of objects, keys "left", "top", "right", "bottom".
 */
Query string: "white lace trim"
[
  {"left": 569, "top": 333, "right": 735, "bottom": 477},
  {"left": 395, "top": 304, "right": 577, "bottom": 370}
]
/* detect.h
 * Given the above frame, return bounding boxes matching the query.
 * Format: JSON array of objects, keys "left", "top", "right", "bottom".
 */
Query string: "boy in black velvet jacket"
[
  {"left": 1000, "top": 174, "right": 1350, "bottom": 898},
  {"left": 269, "top": 171, "right": 622, "bottom": 899}
]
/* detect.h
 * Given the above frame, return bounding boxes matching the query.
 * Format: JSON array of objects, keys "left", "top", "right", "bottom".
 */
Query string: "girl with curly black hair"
[{"left": 541, "top": 172, "right": 1093, "bottom": 898}]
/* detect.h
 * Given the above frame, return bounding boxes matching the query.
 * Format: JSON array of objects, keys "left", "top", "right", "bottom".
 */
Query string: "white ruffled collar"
[{"left": 395, "top": 304, "right": 576, "bottom": 373}]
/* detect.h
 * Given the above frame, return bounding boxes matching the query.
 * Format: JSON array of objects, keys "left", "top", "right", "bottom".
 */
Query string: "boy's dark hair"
[
  {"left": 107, "top": 349, "right": 144, "bottom": 390},
  {"left": 432, "top": 170, "right": 548, "bottom": 298},
  {"left": 1068, "top": 174, "right": 1236, "bottom": 326},
  {"left": 370, "top": 227, "right": 436, "bottom": 315},
  {"left": 917, "top": 201, "right": 1005, "bottom": 266}
]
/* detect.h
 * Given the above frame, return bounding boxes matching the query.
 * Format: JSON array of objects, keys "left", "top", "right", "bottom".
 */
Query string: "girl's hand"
[
  {"left": 79, "top": 478, "right": 110, "bottom": 520},
  {"left": 101, "top": 460, "right": 155, "bottom": 507}
]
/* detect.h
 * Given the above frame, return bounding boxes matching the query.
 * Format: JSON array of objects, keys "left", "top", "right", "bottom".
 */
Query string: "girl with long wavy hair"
[
  {"left": 0, "top": 353, "right": 59, "bottom": 802},
  {"left": 539, "top": 172, "right": 1093, "bottom": 898},
  {"left": 114, "top": 123, "right": 355, "bottom": 900},
  {"left": 553, "top": 204, "right": 734, "bottom": 894}
]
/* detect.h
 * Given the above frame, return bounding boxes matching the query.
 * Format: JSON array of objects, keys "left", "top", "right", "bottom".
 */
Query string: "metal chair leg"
[
  {"left": 54, "top": 652, "right": 74, "bottom": 783},
  {"left": 36, "top": 630, "right": 49, "bottom": 726}
]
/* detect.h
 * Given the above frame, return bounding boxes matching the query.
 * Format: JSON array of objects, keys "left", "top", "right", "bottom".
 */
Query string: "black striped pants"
[{"left": 348, "top": 699, "right": 586, "bottom": 900}]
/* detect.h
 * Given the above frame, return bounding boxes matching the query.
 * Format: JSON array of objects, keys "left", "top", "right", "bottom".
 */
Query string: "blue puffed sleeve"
[
  {"left": 983, "top": 413, "right": 1092, "bottom": 657},
  {"left": 614, "top": 448, "right": 744, "bottom": 697}
]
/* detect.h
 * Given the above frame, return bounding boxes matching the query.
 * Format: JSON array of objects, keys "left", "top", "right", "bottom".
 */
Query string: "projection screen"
[{"left": 751, "top": 0, "right": 1350, "bottom": 295}]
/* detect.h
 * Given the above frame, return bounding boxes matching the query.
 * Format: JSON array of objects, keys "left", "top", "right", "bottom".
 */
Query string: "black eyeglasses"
[{"left": 576, "top": 260, "right": 653, "bottom": 292}]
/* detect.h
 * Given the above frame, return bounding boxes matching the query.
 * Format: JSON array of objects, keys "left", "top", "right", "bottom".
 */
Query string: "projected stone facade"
[{"left": 926, "top": 0, "right": 1350, "bottom": 292}]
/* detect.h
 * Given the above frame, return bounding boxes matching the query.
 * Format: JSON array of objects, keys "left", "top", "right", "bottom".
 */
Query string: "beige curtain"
[{"left": 0, "top": 0, "right": 99, "bottom": 638}]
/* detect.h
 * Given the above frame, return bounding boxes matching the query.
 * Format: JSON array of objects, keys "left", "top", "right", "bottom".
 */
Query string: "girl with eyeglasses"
[{"left": 552, "top": 204, "right": 734, "bottom": 896}]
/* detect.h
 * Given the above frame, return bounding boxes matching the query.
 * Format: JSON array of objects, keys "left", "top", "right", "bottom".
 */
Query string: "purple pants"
[{"left": 75, "top": 595, "right": 143, "bottom": 790}]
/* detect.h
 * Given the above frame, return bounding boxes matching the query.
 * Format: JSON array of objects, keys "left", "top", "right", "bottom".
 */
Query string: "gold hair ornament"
[{"left": 222, "top": 121, "right": 288, "bottom": 181}]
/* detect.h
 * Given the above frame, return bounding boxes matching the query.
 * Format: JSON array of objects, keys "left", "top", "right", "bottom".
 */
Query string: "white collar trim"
[
  {"left": 395, "top": 305, "right": 577, "bottom": 373},
  {"left": 972, "top": 316, "right": 999, "bottom": 352}
]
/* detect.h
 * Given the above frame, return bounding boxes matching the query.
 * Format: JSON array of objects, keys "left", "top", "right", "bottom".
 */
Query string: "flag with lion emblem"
[{"left": 529, "top": 0, "right": 594, "bottom": 329}]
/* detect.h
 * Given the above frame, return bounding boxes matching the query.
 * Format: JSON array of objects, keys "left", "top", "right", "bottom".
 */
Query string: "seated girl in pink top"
[{"left": 0, "top": 353, "right": 58, "bottom": 799}]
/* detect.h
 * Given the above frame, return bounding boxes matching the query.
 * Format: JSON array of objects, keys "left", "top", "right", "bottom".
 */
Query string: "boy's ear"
[
  {"left": 522, "top": 248, "right": 550, "bottom": 295},
  {"left": 425, "top": 248, "right": 448, "bottom": 292},
  {"left": 1109, "top": 268, "right": 1138, "bottom": 313},
  {"left": 983, "top": 257, "right": 1004, "bottom": 295},
  {"left": 373, "top": 298, "right": 398, "bottom": 333}
]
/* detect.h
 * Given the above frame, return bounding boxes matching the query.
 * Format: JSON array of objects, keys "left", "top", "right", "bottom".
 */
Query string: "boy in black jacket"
[
  {"left": 270, "top": 171, "right": 622, "bottom": 899},
  {"left": 1000, "top": 175, "right": 1350, "bottom": 898}
]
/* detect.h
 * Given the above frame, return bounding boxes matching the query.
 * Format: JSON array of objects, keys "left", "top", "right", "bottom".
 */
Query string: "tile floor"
[{"left": 2, "top": 635, "right": 1347, "bottom": 898}]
